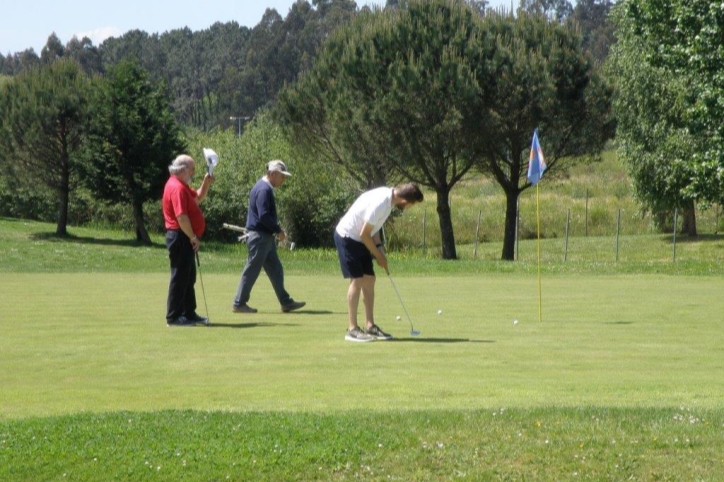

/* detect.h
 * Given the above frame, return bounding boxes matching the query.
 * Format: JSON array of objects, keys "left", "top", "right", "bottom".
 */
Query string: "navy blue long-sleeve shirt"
[{"left": 245, "top": 178, "right": 282, "bottom": 235}]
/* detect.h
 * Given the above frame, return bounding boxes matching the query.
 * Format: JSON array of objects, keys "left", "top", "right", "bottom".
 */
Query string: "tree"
[
  {"left": 65, "top": 36, "right": 103, "bottom": 74},
  {"left": 82, "top": 60, "right": 185, "bottom": 244},
  {"left": 279, "top": 0, "right": 488, "bottom": 259},
  {"left": 0, "top": 59, "right": 94, "bottom": 235},
  {"left": 520, "top": 0, "right": 573, "bottom": 22},
  {"left": 280, "top": 2, "right": 613, "bottom": 260},
  {"left": 621, "top": 0, "right": 724, "bottom": 207},
  {"left": 606, "top": 1, "right": 705, "bottom": 235},
  {"left": 568, "top": 0, "right": 616, "bottom": 65},
  {"left": 476, "top": 11, "right": 614, "bottom": 259},
  {"left": 41, "top": 33, "right": 65, "bottom": 64}
]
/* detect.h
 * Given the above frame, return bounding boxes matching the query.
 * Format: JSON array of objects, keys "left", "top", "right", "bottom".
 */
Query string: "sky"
[{"left": 1, "top": 0, "right": 518, "bottom": 56}]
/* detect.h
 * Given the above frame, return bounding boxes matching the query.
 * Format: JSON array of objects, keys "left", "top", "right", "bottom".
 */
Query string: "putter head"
[{"left": 410, "top": 330, "right": 421, "bottom": 337}]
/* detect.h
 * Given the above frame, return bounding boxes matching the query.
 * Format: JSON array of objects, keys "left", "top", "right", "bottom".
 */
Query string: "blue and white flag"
[{"left": 527, "top": 129, "right": 547, "bottom": 185}]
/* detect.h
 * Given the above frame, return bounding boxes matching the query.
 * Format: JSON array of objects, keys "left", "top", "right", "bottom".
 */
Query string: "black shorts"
[{"left": 334, "top": 231, "right": 374, "bottom": 279}]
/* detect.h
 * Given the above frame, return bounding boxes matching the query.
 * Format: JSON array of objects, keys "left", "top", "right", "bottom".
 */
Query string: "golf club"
[
  {"left": 195, "top": 252, "right": 210, "bottom": 326},
  {"left": 222, "top": 222, "right": 250, "bottom": 243},
  {"left": 385, "top": 268, "right": 421, "bottom": 336}
]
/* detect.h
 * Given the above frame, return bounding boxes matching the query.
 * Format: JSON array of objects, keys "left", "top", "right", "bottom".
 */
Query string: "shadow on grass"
[
  {"left": 604, "top": 321, "right": 634, "bottom": 325},
  {"left": 31, "top": 231, "right": 165, "bottom": 249},
  {"left": 206, "top": 322, "right": 299, "bottom": 329},
  {"left": 660, "top": 233, "right": 724, "bottom": 244},
  {"left": 390, "top": 338, "right": 495, "bottom": 343},
  {"left": 286, "top": 310, "right": 337, "bottom": 315}
]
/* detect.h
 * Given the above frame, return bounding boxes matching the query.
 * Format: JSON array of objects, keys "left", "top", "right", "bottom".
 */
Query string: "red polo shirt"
[{"left": 162, "top": 175, "right": 206, "bottom": 237}]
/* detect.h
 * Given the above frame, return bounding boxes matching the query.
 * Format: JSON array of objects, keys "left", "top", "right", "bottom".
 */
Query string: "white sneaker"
[{"left": 345, "top": 327, "right": 375, "bottom": 343}]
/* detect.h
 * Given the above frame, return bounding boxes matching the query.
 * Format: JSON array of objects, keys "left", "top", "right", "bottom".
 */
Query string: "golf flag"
[
  {"left": 527, "top": 129, "right": 546, "bottom": 185},
  {"left": 528, "top": 128, "right": 545, "bottom": 322}
]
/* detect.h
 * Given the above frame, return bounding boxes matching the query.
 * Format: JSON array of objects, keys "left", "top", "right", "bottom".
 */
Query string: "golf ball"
[
  {"left": 513, "top": 319, "right": 519, "bottom": 325},
  {"left": 437, "top": 309, "right": 443, "bottom": 315},
  {"left": 396, "top": 315, "right": 402, "bottom": 321}
]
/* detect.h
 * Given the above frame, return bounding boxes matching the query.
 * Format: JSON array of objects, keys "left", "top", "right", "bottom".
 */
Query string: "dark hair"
[{"left": 396, "top": 183, "right": 424, "bottom": 203}]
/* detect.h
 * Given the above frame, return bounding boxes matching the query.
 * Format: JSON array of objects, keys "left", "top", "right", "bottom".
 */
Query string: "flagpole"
[{"left": 536, "top": 183, "right": 542, "bottom": 322}]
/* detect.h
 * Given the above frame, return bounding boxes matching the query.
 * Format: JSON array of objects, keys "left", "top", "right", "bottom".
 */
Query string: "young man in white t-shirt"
[{"left": 334, "top": 183, "right": 423, "bottom": 342}]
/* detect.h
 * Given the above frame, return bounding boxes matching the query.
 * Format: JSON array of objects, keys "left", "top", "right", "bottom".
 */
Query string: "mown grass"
[
  {"left": 2, "top": 409, "right": 722, "bottom": 481},
  {"left": 2, "top": 159, "right": 724, "bottom": 481},
  {"left": 0, "top": 146, "right": 724, "bottom": 481}
]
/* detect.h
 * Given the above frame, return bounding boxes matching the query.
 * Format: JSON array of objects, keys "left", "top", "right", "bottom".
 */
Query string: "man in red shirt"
[{"left": 162, "top": 154, "right": 214, "bottom": 326}]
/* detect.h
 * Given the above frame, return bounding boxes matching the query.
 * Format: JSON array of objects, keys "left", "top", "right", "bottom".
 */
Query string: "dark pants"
[
  {"left": 166, "top": 230, "right": 197, "bottom": 322},
  {"left": 234, "top": 230, "right": 292, "bottom": 307}
]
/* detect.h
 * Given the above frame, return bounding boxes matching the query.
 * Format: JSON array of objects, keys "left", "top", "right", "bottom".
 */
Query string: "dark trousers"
[{"left": 166, "top": 230, "right": 197, "bottom": 322}]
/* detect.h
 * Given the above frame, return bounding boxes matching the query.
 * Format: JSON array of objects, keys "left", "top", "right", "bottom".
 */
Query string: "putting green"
[{"left": 1, "top": 273, "right": 722, "bottom": 418}]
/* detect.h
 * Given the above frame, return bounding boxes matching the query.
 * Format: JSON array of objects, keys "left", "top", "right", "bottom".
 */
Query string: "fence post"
[
  {"left": 672, "top": 208, "right": 678, "bottom": 262},
  {"left": 564, "top": 209, "right": 570, "bottom": 262},
  {"left": 473, "top": 210, "right": 482, "bottom": 258},
  {"left": 615, "top": 208, "right": 621, "bottom": 262},
  {"left": 716, "top": 204, "right": 719, "bottom": 235},
  {"left": 515, "top": 198, "right": 520, "bottom": 261},
  {"left": 585, "top": 188, "right": 589, "bottom": 237},
  {"left": 422, "top": 210, "right": 426, "bottom": 253}
]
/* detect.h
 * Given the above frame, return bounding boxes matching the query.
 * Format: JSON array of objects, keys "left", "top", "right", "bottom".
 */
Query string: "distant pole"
[
  {"left": 615, "top": 208, "right": 621, "bottom": 262},
  {"left": 229, "top": 116, "right": 250, "bottom": 137},
  {"left": 473, "top": 210, "right": 482, "bottom": 258},
  {"left": 564, "top": 209, "right": 570, "bottom": 262},
  {"left": 673, "top": 209, "right": 678, "bottom": 262}
]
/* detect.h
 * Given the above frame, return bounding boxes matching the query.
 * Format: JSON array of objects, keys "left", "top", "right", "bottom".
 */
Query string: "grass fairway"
[
  {"left": 2, "top": 273, "right": 724, "bottom": 415},
  {"left": 1, "top": 220, "right": 723, "bottom": 480}
]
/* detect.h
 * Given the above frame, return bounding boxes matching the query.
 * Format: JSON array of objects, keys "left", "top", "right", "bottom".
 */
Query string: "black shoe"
[
  {"left": 282, "top": 300, "right": 306, "bottom": 313},
  {"left": 167, "top": 316, "right": 197, "bottom": 327},
  {"left": 186, "top": 313, "right": 209, "bottom": 325}
]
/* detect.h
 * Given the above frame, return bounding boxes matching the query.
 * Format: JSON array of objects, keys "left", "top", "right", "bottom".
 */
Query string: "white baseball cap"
[{"left": 267, "top": 160, "right": 292, "bottom": 177}]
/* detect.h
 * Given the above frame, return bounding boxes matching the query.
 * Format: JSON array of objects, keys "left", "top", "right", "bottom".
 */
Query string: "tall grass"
[{"left": 389, "top": 151, "right": 723, "bottom": 253}]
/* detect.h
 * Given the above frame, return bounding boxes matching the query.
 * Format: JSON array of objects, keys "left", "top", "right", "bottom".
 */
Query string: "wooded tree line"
[
  {"left": 0, "top": 0, "right": 615, "bottom": 131},
  {"left": 6, "top": 0, "right": 717, "bottom": 260}
]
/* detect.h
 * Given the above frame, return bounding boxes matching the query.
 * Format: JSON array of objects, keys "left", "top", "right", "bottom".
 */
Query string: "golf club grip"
[
  {"left": 222, "top": 223, "right": 247, "bottom": 233},
  {"left": 195, "top": 252, "right": 200, "bottom": 267}
]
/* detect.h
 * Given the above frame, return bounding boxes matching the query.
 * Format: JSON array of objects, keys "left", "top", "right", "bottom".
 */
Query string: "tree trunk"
[
  {"left": 681, "top": 201, "right": 697, "bottom": 236},
  {"left": 501, "top": 189, "right": 520, "bottom": 260},
  {"left": 133, "top": 201, "right": 152, "bottom": 245},
  {"left": 55, "top": 154, "right": 70, "bottom": 237},
  {"left": 436, "top": 186, "right": 457, "bottom": 260},
  {"left": 56, "top": 187, "right": 69, "bottom": 237}
]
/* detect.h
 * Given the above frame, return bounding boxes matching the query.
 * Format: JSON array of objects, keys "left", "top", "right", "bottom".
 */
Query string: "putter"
[
  {"left": 195, "top": 252, "right": 210, "bottom": 326},
  {"left": 386, "top": 268, "right": 421, "bottom": 336}
]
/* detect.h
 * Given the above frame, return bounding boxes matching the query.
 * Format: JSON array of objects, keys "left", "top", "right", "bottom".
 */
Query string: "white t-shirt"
[{"left": 335, "top": 187, "right": 393, "bottom": 242}]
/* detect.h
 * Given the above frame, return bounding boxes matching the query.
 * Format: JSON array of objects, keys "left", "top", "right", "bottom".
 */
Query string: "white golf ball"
[
  {"left": 437, "top": 309, "right": 443, "bottom": 315},
  {"left": 513, "top": 319, "right": 519, "bottom": 325},
  {"left": 396, "top": 315, "right": 402, "bottom": 321}
]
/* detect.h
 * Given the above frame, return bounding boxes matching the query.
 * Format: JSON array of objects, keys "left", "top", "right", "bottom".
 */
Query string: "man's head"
[
  {"left": 393, "top": 183, "right": 424, "bottom": 210},
  {"left": 266, "top": 160, "right": 292, "bottom": 187},
  {"left": 169, "top": 155, "right": 196, "bottom": 183}
]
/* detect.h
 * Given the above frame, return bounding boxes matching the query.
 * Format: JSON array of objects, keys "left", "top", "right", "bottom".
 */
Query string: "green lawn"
[{"left": 1, "top": 219, "right": 723, "bottom": 480}]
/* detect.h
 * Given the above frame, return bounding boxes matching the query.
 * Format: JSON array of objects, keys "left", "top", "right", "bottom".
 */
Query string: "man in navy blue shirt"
[{"left": 232, "top": 160, "right": 306, "bottom": 314}]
